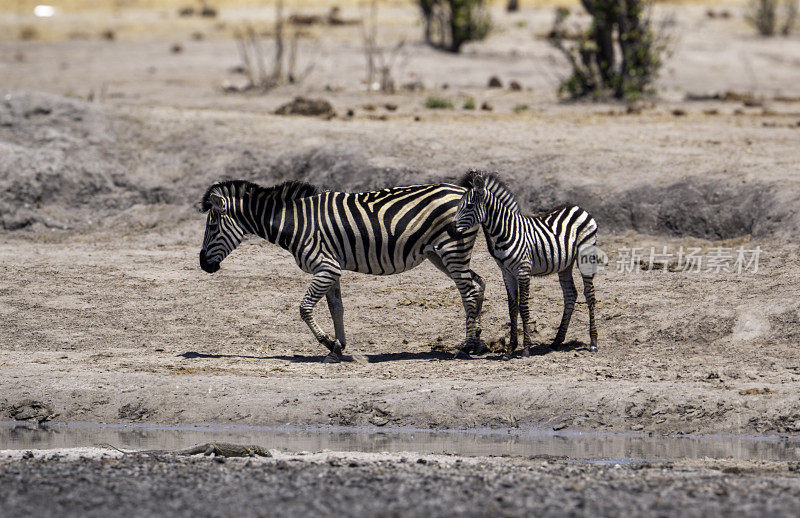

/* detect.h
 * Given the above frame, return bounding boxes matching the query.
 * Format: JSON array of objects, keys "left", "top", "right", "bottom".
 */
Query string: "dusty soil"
[
  {"left": 1, "top": 4, "right": 800, "bottom": 437},
  {"left": 2, "top": 449, "right": 800, "bottom": 517}
]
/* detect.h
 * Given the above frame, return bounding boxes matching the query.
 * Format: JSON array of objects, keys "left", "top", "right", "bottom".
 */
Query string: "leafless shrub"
[
  {"left": 748, "top": 0, "right": 778, "bottom": 35},
  {"left": 230, "top": 0, "right": 318, "bottom": 92},
  {"left": 782, "top": 0, "right": 799, "bottom": 34},
  {"left": 361, "top": 0, "right": 409, "bottom": 93},
  {"left": 747, "top": 0, "right": 797, "bottom": 36}
]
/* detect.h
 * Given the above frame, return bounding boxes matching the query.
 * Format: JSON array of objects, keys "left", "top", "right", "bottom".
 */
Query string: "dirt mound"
[
  {"left": 503, "top": 175, "right": 796, "bottom": 240},
  {"left": 2, "top": 93, "right": 798, "bottom": 239},
  {"left": 0, "top": 92, "right": 175, "bottom": 230}
]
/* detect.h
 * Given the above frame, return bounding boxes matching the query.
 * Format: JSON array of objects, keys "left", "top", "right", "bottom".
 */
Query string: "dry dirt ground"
[{"left": 1, "top": 0, "right": 800, "bottom": 449}]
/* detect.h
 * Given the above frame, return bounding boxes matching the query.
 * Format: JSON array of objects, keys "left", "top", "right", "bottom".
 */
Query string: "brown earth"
[{"left": 1, "top": 3, "right": 800, "bottom": 438}]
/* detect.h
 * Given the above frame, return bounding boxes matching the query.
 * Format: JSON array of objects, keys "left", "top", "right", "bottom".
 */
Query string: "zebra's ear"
[{"left": 210, "top": 193, "right": 226, "bottom": 211}]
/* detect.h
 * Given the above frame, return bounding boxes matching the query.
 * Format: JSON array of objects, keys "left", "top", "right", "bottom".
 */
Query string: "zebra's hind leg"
[
  {"left": 325, "top": 279, "right": 347, "bottom": 352},
  {"left": 552, "top": 267, "right": 578, "bottom": 349},
  {"left": 582, "top": 274, "right": 598, "bottom": 352},
  {"left": 300, "top": 267, "right": 344, "bottom": 363},
  {"left": 502, "top": 269, "right": 520, "bottom": 361}
]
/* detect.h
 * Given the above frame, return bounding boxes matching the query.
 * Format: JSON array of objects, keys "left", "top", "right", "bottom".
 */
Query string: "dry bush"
[
  {"left": 746, "top": 0, "right": 798, "bottom": 36},
  {"left": 361, "top": 0, "right": 408, "bottom": 93},
  {"left": 230, "top": 0, "right": 318, "bottom": 92}
]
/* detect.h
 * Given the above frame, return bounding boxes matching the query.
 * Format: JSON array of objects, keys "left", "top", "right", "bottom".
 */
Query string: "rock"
[
  {"left": 274, "top": 97, "right": 336, "bottom": 118},
  {"left": 118, "top": 401, "right": 153, "bottom": 421},
  {"left": 508, "top": 80, "right": 522, "bottom": 91},
  {"left": 488, "top": 76, "right": 503, "bottom": 88},
  {"left": 9, "top": 399, "right": 57, "bottom": 423},
  {"left": 199, "top": 5, "right": 217, "bottom": 17},
  {"left": 481, "top": 101, "right": 493, "bottom": 111}
]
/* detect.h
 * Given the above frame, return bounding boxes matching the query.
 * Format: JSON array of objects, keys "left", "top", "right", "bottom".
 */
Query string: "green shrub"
[
  {"left": 462, "top": 97, "right": 476, "bottom": 110},
  {"left": 426, "top": 96, "right": 454, "bottom": 109},
  {"left": 418, "top": 0, "right": 492, "bottom": 53},
  {"left": 513, "top": 103, "right": 529, "bottom": 113},
  {"left": 549, "top": 0, "right": 665, "bottom": 100}
]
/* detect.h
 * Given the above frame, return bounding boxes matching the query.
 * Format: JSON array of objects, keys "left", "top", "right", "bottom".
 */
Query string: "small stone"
[
  {"left": 480, "top": 101, "right": 493, "bottom": 111},
  {"left": 508, "top": 80, "right": 522, "bottom": 91},
  {"left": 275, "top": 97, "right": 336, "bottom": 118},
  {"left": 488, "top": 76, "right": 503, "bottom": 88}
]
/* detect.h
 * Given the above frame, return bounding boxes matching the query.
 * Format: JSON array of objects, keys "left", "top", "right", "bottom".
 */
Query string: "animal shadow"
[{"left": 179, "top": 350, "right": 454, "bottom": 364}]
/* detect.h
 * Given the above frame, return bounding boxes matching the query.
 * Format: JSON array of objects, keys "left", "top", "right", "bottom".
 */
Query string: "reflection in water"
[{"left": 2, "top": 421, "right": 800, "bottom": 462}]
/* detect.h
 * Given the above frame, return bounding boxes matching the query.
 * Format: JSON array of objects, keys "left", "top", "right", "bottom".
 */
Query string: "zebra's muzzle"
[{"left": 199, "top": 250, "right": 220, "bottom": 274}]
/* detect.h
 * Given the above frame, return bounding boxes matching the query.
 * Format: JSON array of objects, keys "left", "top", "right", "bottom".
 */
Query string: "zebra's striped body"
[
  {"left": 454, "top": 172, "right": 599, "bottom": 359},
  {"left": 199, "top": 180, "right": 485, "bottom": 362}
]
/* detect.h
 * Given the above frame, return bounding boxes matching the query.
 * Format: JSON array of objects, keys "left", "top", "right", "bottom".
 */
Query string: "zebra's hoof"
[
  {"left": 521, "top": 347, "right": 531, "bottom": 358},
  {"left": 322, "top": 353, "right": 341, "bottom": 364},
  {"left": 471, "top": 340, "right": 487, "bottom": 355},
  {"left": 501, "top": 354, "right": 511, "bottom": 361},
  {"left": 589, "top": 345, "right": 598, "bottom": 353},
  {"left": 453, "top": 349, "right": 471, "bottom": 360}
]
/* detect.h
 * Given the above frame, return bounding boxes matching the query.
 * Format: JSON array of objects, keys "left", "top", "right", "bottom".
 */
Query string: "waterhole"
[{"left": 3, "top": 421, "right": 800, "bottom": 463}]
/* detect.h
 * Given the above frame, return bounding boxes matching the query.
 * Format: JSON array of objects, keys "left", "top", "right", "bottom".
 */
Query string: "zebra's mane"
[
  {"left": 200, "top": 180, "right": 320, "bottom": 212},
  {"left": 458, "top": 169, "right": 520, "bottom": 211}
]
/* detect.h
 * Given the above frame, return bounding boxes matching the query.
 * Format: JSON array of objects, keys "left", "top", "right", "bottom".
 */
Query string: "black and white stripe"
[
  {"left": 199, "top": 179, "right": 486, "bottom": 362},
  {"left": 454, "top": 172, "right": 599, "bottom": 359}
]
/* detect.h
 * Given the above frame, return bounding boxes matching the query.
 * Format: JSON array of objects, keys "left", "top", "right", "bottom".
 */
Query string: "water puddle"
[{"left": 2, "top": 421, "right": 800, "bottom": 463}]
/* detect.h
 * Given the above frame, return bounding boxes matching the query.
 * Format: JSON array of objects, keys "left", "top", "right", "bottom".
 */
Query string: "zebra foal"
[
  {"left": 454, "top": 172, "right": 599, "bottom": 360},
  {"left": 198, "top": 179, "right": 486, "bottom": 363}
]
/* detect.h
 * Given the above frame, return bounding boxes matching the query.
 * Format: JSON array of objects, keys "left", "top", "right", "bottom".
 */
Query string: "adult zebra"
[
  {"left": 198, "top": 179, "right": 487, "bottom": 363},
  {"left": 454, "top": 171, "right": 599, "bottom": 360}
]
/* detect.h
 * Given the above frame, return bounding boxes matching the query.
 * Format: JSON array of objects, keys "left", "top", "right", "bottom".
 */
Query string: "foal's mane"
[
  {"left": 458, "top": 169, "right": 520, "bottom": 211},
  {"left": 200, "top": 180, "right": 320, "bottom": 213}
]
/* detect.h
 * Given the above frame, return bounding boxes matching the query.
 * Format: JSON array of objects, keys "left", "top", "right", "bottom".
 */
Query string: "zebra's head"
[
  {"left": 454, "top": 174, "right": 487, "bottom": 234},
  {"left": 199, "top": 185, "right": 246, "bottom": 274}
]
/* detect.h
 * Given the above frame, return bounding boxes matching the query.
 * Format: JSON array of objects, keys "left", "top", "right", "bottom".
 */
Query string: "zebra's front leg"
[
  {"left": 299, "top": 267, "right": 344, "bottom": 363},
  {"left": 552, "top": 267, "right": 578, "bottom": 349},
  {"left": 470, "top": 271, "right": 486, "bottom": 354},
  {"left": 425, "top": 251, "right": 482, "bottom": 357},
  {"left": 517, "top": 266, "right": 536, "bottom": 356},
  {"left": 325, "top": 279, "right": 346, "bottom": 352},
  {"left": 502, "top": 269, "right": 520, "bottom": 361}
]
